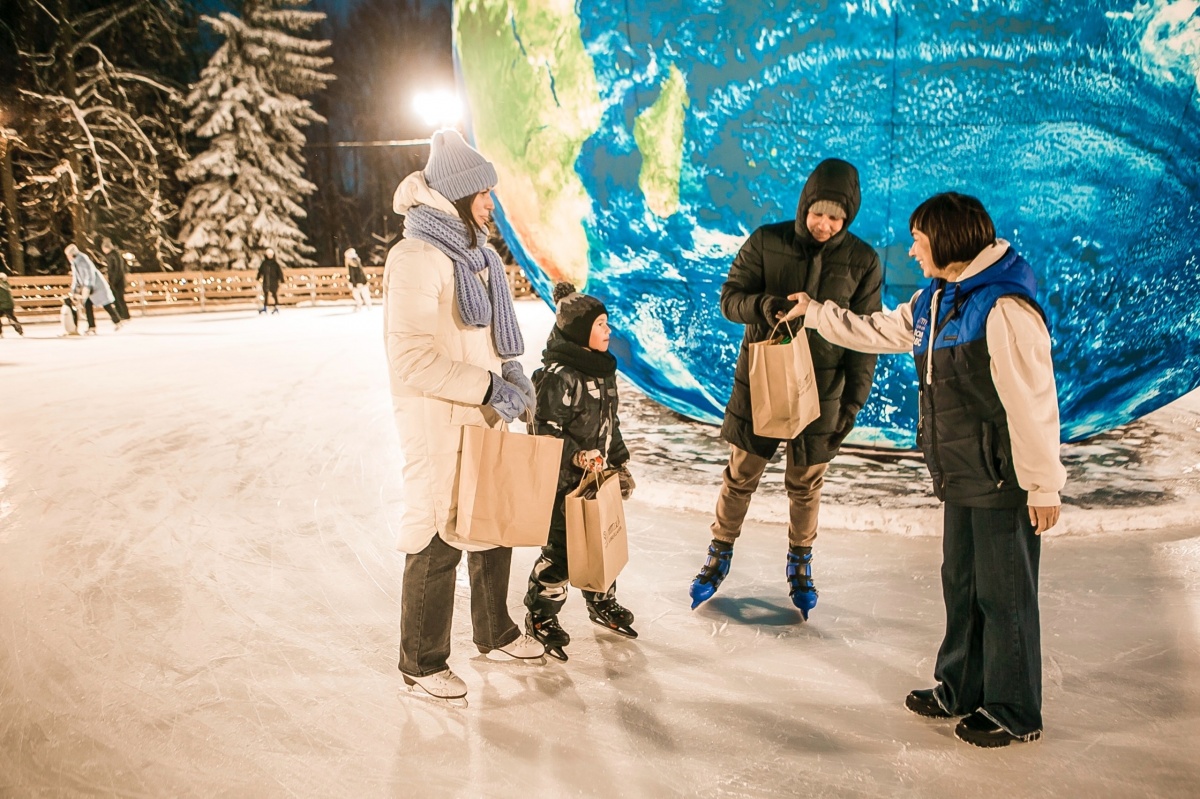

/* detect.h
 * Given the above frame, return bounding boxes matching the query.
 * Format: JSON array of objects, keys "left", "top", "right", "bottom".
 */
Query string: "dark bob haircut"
[{"left": 909, "top": 192, "right": 996, "bottom": 270}]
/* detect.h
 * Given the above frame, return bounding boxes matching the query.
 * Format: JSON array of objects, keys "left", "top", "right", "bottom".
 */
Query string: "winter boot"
[
  {"left": 905, "top": 687, "right": 953, "bottom": 718},
  {"left": 954, "top": 711, "right": 1042, "bottom": 748},
  {"left": 787, "top": 545, "right": 818, "bottom": 621},
  {"left": 526, "top": 612, "right": 570, "bottom": 661},
  {"left": 586, "top": 596, "right": 637, "bottom": 638},
  {"left": 690, "top": 539, "right": 733, "bottom": 609}
]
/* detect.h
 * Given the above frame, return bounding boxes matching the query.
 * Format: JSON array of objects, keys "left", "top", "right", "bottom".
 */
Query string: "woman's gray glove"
[
  {"left": 487, "top": 371, "right": 531, "bottom": 422},
  {"left": 501, "top": 360, "right": 537, "bottom": 409}
]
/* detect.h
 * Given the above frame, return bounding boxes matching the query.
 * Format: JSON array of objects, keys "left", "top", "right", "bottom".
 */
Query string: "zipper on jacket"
[{"left": 981, "top": 422, "right": 1004, "bottom": 489}]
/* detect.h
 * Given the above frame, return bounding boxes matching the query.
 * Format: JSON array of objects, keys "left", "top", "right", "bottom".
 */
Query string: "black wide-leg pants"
[{"left": 933, "top": 502, "right": 1043, "bottom": 738}]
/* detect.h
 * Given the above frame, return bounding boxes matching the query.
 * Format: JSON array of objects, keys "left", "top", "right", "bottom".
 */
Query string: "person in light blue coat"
[{"left": 65, "top": 243, "right": 122, "bottom": 334}]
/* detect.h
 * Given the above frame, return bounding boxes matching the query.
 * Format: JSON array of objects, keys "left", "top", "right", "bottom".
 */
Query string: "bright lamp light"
[{"left": 413, "top": 90, "right": 462, "bottom": 128}]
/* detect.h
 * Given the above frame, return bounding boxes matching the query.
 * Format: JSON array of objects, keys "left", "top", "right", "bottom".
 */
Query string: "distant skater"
[
  {"left": 345, "top": 248, "right": 371, "bottom": 310},
  {"left": 257, "top": 248, "right": 283, "bottom": 314},
  {"left": 0, "top": 264, "right": 24, "bottom": 337},
  {"left": 65, "top": 244, "right": 123, "bottom": 334},
  {"left": 100, "top": 238, "right": 131, "bottom": 321}
]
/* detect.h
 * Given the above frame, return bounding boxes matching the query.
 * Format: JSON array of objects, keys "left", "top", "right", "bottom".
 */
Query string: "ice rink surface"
[{"left": 1, "top": 303, "right": 1198, "bottom": 798}]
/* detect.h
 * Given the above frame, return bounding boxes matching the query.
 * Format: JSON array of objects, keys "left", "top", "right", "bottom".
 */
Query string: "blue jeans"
[
  {"left": 398, "top": 535, "right": 520, "bottom": 677},
  {"left": 933, "top": 502, "right": 1043, "bottom": 738}
]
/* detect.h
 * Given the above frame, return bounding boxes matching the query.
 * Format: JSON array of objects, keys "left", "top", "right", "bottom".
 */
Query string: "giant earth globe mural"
[{"left": 453, "top": 0, "right": 1200, "bottom": 447}]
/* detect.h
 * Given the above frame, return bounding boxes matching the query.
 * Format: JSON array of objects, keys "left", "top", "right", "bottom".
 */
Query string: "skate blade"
[
  {"left": 545, "top": 646, "right": 569, "bottom": 662},
  {"left": 403, "top": 684, "right": 468, "bottom": 709},
  {"left": 589, "top": 618, "right": 639, "bottom": 639},
  {"left": 477, "top": 648, "right": 548, "bottom": 664}
]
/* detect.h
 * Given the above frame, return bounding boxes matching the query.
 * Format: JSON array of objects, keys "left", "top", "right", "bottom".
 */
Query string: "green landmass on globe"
[
  {"left": 454, "top": 0, "right": 602, "bottom": 287},
  {"left": 635, "top": 65, "right": 689, "bottom": 218}
]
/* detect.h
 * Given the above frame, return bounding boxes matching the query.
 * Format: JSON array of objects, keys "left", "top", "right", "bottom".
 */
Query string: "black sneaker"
[
  {"left": 954, "top": 711, "right": 1042, "bottom": 748},
  {"left": 905, "top": 688, "right": 953, "bottom": 718}
]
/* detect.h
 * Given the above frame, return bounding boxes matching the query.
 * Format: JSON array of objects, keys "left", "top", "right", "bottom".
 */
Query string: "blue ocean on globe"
[{"left": 454, "top": 0, "right": 1200, "bottom": 447}]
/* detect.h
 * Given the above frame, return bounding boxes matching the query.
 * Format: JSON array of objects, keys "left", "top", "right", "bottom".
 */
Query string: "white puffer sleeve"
[{"left": 384, "top": 244, "right": 492, "bottom": 404}]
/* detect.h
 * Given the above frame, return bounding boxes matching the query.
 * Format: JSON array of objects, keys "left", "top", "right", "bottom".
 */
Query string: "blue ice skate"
[
  {"left": 689, "top": 540, "right": 733, "bottom": 609},
  {"left": 787, "top": 547, "right": 818, "bottom": 621}
]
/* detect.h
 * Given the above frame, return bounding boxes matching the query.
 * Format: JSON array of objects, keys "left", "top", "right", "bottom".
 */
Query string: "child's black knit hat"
[{"left": 553, "top": 282, "right": 607, "bottom": 347}]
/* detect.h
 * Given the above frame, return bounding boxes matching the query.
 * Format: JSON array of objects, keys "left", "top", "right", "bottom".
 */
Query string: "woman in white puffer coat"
[{"left": 384, "top": 129, "right": 546, "bottom": 702}]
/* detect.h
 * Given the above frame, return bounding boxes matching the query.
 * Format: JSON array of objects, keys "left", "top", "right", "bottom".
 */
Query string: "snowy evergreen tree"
[
  {"left": 177, "top": 0, "right": 333, "bottom": 271},
  {"left": 0, "top": 0, "right": 191, "bottom": 274}
]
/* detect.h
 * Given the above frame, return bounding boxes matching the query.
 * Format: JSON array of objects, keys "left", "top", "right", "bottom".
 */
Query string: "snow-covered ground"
[{"left": 1, "top": 302, "right": 1198, "bottom": 797}]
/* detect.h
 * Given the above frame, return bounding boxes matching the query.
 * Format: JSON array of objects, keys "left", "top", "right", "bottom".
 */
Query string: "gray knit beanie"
[
  {"left": 809, "top": 199, "right": 847, "bottom": 219},
  {"left": 423, "top": 129, "right": 498, "bottom": 202}
]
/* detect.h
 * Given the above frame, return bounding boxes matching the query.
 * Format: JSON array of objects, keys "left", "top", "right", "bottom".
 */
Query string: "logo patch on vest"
[{"left": 913, "top": 315, "right": 929, "bottom": 349}]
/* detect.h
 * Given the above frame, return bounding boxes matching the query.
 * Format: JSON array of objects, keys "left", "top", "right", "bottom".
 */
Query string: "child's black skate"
[
  {"left": 526, "top": 612, "right": 570, "bottom": 661},
  {"left": 586, "top": 597, "right": 638, "bottom": 639}
]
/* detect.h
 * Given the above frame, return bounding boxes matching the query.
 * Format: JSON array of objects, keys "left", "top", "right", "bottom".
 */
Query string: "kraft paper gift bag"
[
  {"left": 455, "top": 417, "right": 563, "bottom": 547},
  {"left": 749, "top": 319, "right": 820, "bottom": 439},
  {"left": 565, "top": 470, "right": 629, "bottom": 593}
]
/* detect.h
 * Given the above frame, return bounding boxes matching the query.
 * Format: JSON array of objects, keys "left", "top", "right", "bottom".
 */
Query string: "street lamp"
[{"left": 412, "top": 90, "right": 462, "bottom": 129}]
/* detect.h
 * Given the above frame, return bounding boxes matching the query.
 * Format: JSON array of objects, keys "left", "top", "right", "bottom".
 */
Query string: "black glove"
[
  {"left": 759, "top": 295, "right": 791, "bottom": 325},
  {"left": 828, "top": 407, "right": 857, "bottom": 449}
]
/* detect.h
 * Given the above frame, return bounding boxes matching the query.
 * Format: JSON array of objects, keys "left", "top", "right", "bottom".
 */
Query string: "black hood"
[{"left": 794, "top": 158, "right": 862, "bottom": 243}]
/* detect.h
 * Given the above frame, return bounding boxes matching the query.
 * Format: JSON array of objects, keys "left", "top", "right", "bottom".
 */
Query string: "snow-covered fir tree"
[{"left": 177, "top": 0, "right": 333, "bottom": 270}]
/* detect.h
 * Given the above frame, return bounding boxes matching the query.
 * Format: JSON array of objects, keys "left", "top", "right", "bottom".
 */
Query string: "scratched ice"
[{"left": 0, "top": 302, "right": 1197, "bottom": 797}]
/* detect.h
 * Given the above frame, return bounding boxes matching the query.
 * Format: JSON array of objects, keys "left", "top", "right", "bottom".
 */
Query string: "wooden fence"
[{"left": 8, "top": 264, "right": 533, "bottom": 321}]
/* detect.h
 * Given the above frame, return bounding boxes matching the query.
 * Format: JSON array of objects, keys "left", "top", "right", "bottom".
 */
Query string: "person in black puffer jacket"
[
  {"left": 690, "top": 158, "right": 883, "bottom": 620},
  {"left": 524, "top": 282, "right": 637, "bottom": 657}
]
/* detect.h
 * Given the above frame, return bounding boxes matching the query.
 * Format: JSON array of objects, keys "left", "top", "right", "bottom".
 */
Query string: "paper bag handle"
[
  {"left": 768, "top": 317, "right": 797, "bottom": 341},
  {"left": 575, "top": 467, "right": 605, "bottom": 493}
]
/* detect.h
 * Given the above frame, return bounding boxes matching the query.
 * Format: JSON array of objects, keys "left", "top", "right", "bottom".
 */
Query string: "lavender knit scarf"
[{"left": 404, "top": 204, "right": 524, "bottom": 358}]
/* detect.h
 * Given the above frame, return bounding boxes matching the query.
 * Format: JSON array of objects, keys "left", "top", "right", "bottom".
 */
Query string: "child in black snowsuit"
[{"left": 524, "top": 282, "right": 636, "bottom": 659}]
